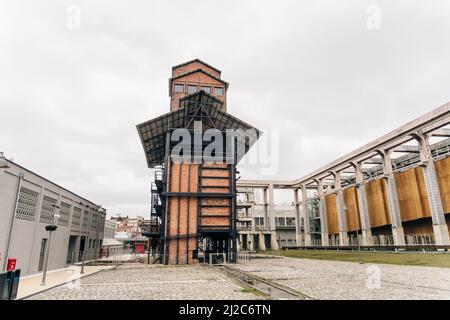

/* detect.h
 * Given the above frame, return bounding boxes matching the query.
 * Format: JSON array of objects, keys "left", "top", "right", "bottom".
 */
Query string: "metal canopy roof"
[{"left": 136, "top": 91, "right": 261, "bottom": 168}]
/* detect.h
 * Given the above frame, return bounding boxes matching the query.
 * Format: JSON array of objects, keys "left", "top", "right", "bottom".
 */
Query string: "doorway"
[{"left": 66, "top": 235, "right": 78, "bottom": 263}]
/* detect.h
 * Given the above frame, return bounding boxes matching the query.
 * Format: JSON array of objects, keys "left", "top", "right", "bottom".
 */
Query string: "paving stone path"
[
  {"left": 230, "top": 257, "right": 450, "bottom": 300},
  {"left": 27, "top": 264, "right": 257, "bottom": 300},
  {"left": 26, "top": 257, "right": 450, "bottom": 300}
]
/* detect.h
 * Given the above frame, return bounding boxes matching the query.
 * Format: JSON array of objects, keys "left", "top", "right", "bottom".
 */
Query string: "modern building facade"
[
  {"left": 237, "top": 188, "right": 290, "bottom": 250},
  {"left": 0, "top": 156, "right": 106, "bottom": 276},
  {"left": 137, "top": 59, "right": 259, "bottom": 264},
  {"left": 238, "top": 103, "right": 450, "bottom": 249}
]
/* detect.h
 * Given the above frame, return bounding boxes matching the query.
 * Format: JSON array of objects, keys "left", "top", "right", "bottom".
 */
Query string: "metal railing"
[
  {"left": 404, "top": 234, "right": 435, "bottom": 246},
  {"left": 69, "top": 249, "right": 138, "bottom": 267}
]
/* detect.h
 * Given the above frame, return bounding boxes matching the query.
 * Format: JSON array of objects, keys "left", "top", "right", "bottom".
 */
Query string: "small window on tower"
[
  {"left": 215, "top": 87, "right": 224, "bottom": 96},
  {"left": 187, "top": 85, "right": 197, "bottom": 94},
  {"left": 201, "top": 86, "right": 211, "bottom": 94},
  {"left": 174, "top": 84, "right": 184, "bottom": 93}
]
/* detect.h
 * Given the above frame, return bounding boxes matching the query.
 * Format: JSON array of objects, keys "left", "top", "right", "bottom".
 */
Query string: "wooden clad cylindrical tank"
[
  {"left": 394, "top": 166, "right": 431, "bottom": 222},
  {"left": 365, "top": 179, "right": 391, "bottom": 228},
  {"left": 342, "top": 187, "right": 361, "bottom": 232},
  {"left": 435, "top": 157, "right": 450, "bottom": 213},
  {"left": 325, "top": 194, "right": 339, "bottom": 235}
]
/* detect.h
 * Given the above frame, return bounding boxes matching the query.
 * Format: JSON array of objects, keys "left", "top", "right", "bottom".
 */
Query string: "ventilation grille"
[
  {"left": 71, "top": 207, "right": 82, "bottom": 230},
  {"left": 91, "top": 213, "right": 98, "bottom": 229},
  {"left": 40, "top": 195, "right": 57, "bottom": 224},
  {"left": 58, "top": 201, "right": 71, "bottom": 226},
  {"left": 82, "top": 210, "right": 89, "bottom": 229},
  {"left": 16, "top": 187, "right": 39, "bottom": 221}
]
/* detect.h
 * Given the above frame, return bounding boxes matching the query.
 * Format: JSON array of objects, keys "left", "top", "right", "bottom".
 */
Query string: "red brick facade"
[{"left": 169, "top": 59, "right": 228, "bottom": 111}]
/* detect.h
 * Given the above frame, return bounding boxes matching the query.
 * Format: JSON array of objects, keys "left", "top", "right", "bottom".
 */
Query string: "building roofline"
[
  {"left": 172, "top": 58, "right": 222, "bottom": 75},
  {"left": 3, "top": 159, "right": 105, "bottom": 213},
  {"left": 170, "top": 68, "right": 228, "bottom": 86},
  {"left": 169, "top": 69, "right": 229, "bottom": 96}
]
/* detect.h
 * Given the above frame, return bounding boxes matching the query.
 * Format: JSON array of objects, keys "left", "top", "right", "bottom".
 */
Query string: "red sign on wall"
[
  {"left": 135, "top": 244, "right": 145, "bottom": 254},
  {"left": 7, "top": 258, "right": 16, "bottom": 271}
]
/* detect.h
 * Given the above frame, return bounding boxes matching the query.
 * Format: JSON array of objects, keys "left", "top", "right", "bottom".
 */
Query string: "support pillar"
[
  {"left": 354, "top": 161, "right": 373, "bottom": 246},
  {"left": 263, "top": 187, "right": 269, "bottom": 230},
  {"left": 333, "top": 171, "right": 349, "bottom": 246},
  {"left": 293, "top": 188, "right": 302, "bottom": 245},
  {"left": 301, "top": 184, "right": 312, "bottom": 246},
  {"left": 248, "top": 236, "right": 254, "bottom": 251},
  {"left": 258, "top": 233, "right": 266, "bottom": 251},
  {"left": 270, "top": 232, "right": 279, "bottom": 250},
  {"left": 268, "top": 184, "right": 276, "bottom": 231},
  {"left": 414, "top": 132, "right": 450, "bottom": 245},
  {"left": 378, "top": 149, "right": 405, "bottom": 245},
  {"left": 237, "top": 234, "right": 242, "bottom": 252},
  {"left": 317, "top": 179, "right": 329, "bottom": 246}
]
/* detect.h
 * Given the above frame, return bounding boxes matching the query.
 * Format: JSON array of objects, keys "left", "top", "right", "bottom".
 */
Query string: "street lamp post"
[{"left": 41, "top": 204, "right": 60, "bottom": 286}]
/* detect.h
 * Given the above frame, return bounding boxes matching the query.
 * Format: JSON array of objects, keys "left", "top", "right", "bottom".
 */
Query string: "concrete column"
[
  {"left": 268, "top": 184, "right": 276, "bottom": 231},
  {"left": 237, "top": 234, "right": 242, "bottom": 252},
  {"left": 333, "top": 172, "right": 349, "bottom": 246},
  {"left": 248, "top": 236, "right": 254, "bottom": 251},
  {"left": 301, "top": 184, "right": 312, "bottom": 246},
  {"left": 270, "top": 232, "right": 279, "bottom": 250},
  {"left": 258, "top": 233, "right": 266, "bottom": 251},
  {"left": 293, "top": 188, "right": 302, "bottom": 245},
  {"left": 354, "top": 162, "right": 373, "bottom": 246},
  {"left": 378, "top": 149, "right": 405, "bottom": 245},
  {"left": 317, "top": 179, "right": 329, "bottom": 246},
  {"left": 262, "top": 187, "right": 269, "bottom": 230},
  {"left": 414, "top": 132, "right": 450, "bottom": 245}
]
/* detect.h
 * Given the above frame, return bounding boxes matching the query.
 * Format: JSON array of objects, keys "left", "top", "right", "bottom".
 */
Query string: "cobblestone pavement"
[
  {"left": 27, "top": 264, "right": 258, "bottom": 300},
  {"left": 230, "top": 257, "right": 450, "bottom": 300},
  {"left": 25, "top": 257, "right": 450, "bottom": 300}
]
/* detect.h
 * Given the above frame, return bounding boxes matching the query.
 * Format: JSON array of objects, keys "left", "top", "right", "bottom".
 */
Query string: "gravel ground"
[
  {"left": 230, "top": 257, "right": 450, "bottom": 300},
  {"left": 27, "top": 264, "right": 258, "bottom": 300}
]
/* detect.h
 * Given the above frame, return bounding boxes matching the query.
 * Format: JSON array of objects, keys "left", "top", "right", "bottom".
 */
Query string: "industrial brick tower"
[{"left": 137, "top": 59, "right": 260, "bottom": 264}]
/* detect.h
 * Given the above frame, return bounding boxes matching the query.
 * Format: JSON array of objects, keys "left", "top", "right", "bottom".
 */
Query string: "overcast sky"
[{"left": 1, "top": 1, "right": 449, "bottom": 217}]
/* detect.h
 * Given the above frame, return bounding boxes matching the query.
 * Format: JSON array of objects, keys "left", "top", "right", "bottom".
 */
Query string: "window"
[
  {"left": 286, "top": 217, "right": 295, "bottom": 226},
  {"left": 201, "top": 86, "right": 211, "bottom": 94},
  {"left": 215, "top": 87, "right": 224, "bottom": 96},
  {"left": 174, "top": 84, "right": 184, "bottom": 93},
  {"left": 187, "top": 85, "right": 197, "bottom": 94},
  {"left": 255, "top": 217, "right": 264, "bottom": 226}
]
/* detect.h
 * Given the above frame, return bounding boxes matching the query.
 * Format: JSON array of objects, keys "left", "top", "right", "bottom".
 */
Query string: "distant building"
[
  {"left": 100, "top": 238, "right": 123, "bottom": 257},
  {"left": 237, "top": 188, "right": 295, "bottom": 250},
  {"left": 103, "top": 219, "right": 116, "bottom": 239},
  {"left": 115, "top": 216, "right": 145, "bottom": 239},
  {"left": 0, "top": 156, "right": 106, "bottom": 276},
  {"left": 113, "top": 216, "right": 148, "bottom": 252}
]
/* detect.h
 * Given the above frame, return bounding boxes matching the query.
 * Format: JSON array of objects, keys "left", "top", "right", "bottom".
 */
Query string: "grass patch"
[
  {"left": 239, "top": 286, "right": 268, "bottom": 298},
  {"left": 269, "top": 250, "right": 450, "bottom": 268}
]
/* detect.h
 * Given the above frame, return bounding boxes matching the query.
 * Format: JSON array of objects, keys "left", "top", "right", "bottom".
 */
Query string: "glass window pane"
[
  {"left": 201, "top": 86, "right": 211, "bottom": 94},
  {"left": 187, "top": 85, "right": 197, "bottom": 94},
  {"left": 174, "top": 84, "right": 184, "bottom": 93}
]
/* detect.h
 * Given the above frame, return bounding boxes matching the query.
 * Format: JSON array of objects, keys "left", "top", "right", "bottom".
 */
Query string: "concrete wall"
[{"left": 0, "top": 160, "right": 106, "bottom": 276}]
